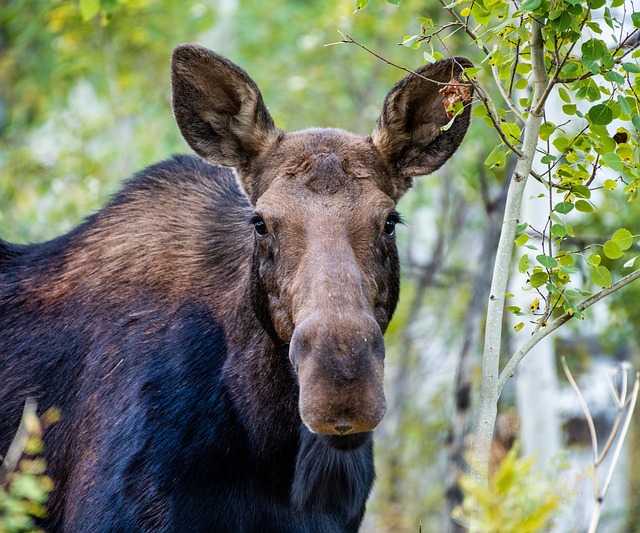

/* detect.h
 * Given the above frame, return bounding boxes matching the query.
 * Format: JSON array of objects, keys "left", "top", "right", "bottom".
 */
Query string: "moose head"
[{"left": 171, "top": 44, "right": 472, "bottom": 437}]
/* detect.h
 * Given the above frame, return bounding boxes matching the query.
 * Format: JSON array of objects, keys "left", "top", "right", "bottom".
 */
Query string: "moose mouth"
[{"left": 319, "top": 432, "right": 373, "bottom": 451}]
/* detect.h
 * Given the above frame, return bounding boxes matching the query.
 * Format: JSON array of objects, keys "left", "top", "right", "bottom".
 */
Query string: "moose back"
[{"left": 0, "top": 45, "right": 472, "bottom": 532}]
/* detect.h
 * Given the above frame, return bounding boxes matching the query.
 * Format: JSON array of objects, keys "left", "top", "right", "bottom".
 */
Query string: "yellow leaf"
[{"left": 530, "top": 298, "right": 539, "bottom": 312}]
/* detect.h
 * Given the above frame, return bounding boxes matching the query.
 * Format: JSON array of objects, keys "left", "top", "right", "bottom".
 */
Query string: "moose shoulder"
[{"left": 0, "top": 44, "right": 472, "bottom": 532}]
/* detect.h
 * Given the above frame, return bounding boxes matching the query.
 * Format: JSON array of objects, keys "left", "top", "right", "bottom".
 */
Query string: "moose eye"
[
  {"left": 384, "top": 213, "right": 400, "bottom": 236},
  {"left": 251, "top": 215, "right": 268, "bottom": 236}
]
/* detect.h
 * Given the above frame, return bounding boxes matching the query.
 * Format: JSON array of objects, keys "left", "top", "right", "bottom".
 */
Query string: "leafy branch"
[{"left": 499, "top": 266, "right": 640, "bottom": 394}]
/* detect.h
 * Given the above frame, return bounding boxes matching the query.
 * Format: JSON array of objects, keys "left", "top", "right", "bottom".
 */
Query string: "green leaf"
[
  {"left": 530, "top": 271, "right": 549, "bottom": 288},
  {"left": 632, "top": 12, "right": 640, "bottom": 28},
  {"left": 514, "top": 321, "right": 525, "bottom": 332},
  {"left": 484, "top": 145, "right": 507, "bottom": 168},
  {"left": 572, "top": 185, "right": 591, "bottom": 199},
  {"left": 575, "top": 199, "right": 594, "bottom": 212},
  {"left": 623, "top": 256, "right": 640, "bottom": 268},
  {"left": 605, "top": 71, "right": 625, "bottom": 85},
  {"left": 553, "top": 137, "right": 570, "bottom": 152},
  {"left": 558, "top": 253, "right": 574, "bottom": 267},
  {"left": 551, "top": 223, "right": 567, "bottom": 237},
  {"left": 540, "top": 122, "right": 556, "bottom": 140},
  {"left": 602, "top": 152, "right": 624, "bottom": 171},
  {"left": 80, "top": 0, "right": 100, "bottom": 20},
  {"left": 402, "top": 35, "right": 420, "bottom": 48},
  {"left": 521, "top": 0, "right": 542, "bottom": 10},
  {"left": 558, "top": 87, "right": 571, "bottom": 103},
  {"left": 576, "top": 79, "right": 601, "bottom": 102},
  {"left": 550, "top": 10, "right": 572, "bottom": 32},
  {"left": 588, "top": 253, "right": 601, "bottom": 266},
  {"left": 515, "top": 233, "right": 529, "bottom": 246},
  {"left": 537, "top": 254, "right": 558, "bottom": 268},
  {"left": 632, "top": 114, "right": 640, "bottom": 132},
  {"left": 622, "top": 62, "right": 640, "bottom": 73},
  {"left": 519, "top": 253, "right": 531, "bottom": 273},
  {"left": 612, "top": 228, "right": 634, "bottom": 250},
  {"left": 617, "top": 94, "right": 632, "bottom": 116},
  {"left": 387, "top": 0, "right": 401, "bottom": 4},
  {"left": 603, "top": 240, "right": 623, "bottom": 259},
  {"left": 423, "top": 52, "right": 436, "bottom": 63},
  {"left": 554, "top": 201, "right": 574, "bottom": 214},
  {"left": 591, "top": 265, "right": 612, "bottom": 288},
  {"left": 501, "top": 122, "right": 521, "bottom": 141},
  {"left": 581, "top": 39, "right": 607, "bottom": 61},
  {"left": 588, "top": 104, "right": 613, "bottom": 126},
  {"left": 604, "top": 179, "right": 618, "bottom": 190}
]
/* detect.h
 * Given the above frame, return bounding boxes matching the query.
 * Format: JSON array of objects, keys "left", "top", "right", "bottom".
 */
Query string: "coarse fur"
[{"left": 0, "top": 45, "right": 473, "bottom": 532}]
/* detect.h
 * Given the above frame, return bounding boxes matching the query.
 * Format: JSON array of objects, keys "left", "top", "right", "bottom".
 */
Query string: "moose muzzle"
[{"left": 289, "top": 312, "right": 386, "bottom": 435}]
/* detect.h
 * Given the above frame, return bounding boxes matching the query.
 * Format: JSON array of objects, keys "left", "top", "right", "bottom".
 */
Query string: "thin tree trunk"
[
  {"left": 443, "top": 160, "right": 511, "bottom": 533},
  {"left": 474, "top": 19, "right": 548, "bottom": 474}
]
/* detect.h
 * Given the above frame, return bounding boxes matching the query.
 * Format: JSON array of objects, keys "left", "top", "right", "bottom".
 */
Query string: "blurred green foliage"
[
  {"left": 453, "top": 445, "right": 562, "bottom": 532},
  {"left": 0, "top": 403, "right": 57, "bottom": 533}
]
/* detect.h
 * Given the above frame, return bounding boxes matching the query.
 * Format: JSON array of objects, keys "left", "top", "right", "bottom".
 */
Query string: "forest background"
[{"left": 2, "top": 0, "right": 640, "bottom": 531}]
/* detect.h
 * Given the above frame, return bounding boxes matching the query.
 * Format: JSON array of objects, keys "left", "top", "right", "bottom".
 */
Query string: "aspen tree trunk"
[{"left": 474, "top": 19, "right": 548, "bottom": 473}]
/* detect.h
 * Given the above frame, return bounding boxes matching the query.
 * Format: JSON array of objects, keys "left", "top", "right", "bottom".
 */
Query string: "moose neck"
[{"left": 222, "top": 266, "right": 300, "bottom": 456}]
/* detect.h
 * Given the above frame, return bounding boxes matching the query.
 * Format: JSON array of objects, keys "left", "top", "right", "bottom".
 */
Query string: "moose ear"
[
  {"left": 372, "top": 57, "right": 474, "bottom": 197},
  {"left": 171, "top": 44, "right": 281, "bottom": 175}
]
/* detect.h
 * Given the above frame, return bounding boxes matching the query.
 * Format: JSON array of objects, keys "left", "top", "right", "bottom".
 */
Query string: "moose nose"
[
  {"left": 334, "top": 422, "right": 353, "bottom": 435},
  {"left": 290, "top": 312, "right": 386, "bottom": 435}
]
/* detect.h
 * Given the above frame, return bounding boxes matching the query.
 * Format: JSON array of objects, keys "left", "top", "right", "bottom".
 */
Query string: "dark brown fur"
[{"left": 0, "top": 45, "right": 473, "bottom": 532}]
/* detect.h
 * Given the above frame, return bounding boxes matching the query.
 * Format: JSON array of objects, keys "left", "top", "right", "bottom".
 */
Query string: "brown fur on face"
[{"left": 245, "top": 130, "right": 400, "bottom": 434}]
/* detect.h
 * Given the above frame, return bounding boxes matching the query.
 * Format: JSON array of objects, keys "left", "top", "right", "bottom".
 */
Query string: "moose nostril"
[{"left": 334, "top": 422, "right": 352, "bottom": 435}]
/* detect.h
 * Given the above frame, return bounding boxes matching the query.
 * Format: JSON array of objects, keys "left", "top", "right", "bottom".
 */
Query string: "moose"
[{"left": 0, "top": 44, "right": 472, "bottom": 531}]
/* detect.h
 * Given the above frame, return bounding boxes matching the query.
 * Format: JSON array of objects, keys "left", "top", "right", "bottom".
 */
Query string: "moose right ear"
[
  {"left": 171, "top": 44, "right": 281, "bottom": 178},
  {"left": 372, "top": 57, "right": 474, "bottom": 200}
]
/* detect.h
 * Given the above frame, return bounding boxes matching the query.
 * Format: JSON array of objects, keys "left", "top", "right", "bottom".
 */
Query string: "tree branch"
[{"left": 498, "top": 267, "right": 640, "bottom": 394}]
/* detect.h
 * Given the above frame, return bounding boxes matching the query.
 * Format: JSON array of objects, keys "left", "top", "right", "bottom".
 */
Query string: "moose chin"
[{"left": 0, "top": 44, "right": 472, "bottom": 532}]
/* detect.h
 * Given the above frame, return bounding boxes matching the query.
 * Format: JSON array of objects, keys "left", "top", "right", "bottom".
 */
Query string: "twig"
[
  {"left": 0, "top": 398, "right": 38, "bottom": 487},
  {"left": 334, "top": 33, "right": 469, "bottom": 87},
  {"left": 561, "top": 359, "right": 639, "bottom": 533},
  {"left": 468, "top": 79, "right": 524, "bottom": 157},
  {"left": 438, "top": 0, "right": 526, "bottom": 124}
]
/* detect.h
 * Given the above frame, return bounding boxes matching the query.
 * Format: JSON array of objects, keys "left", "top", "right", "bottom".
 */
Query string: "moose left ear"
[
  {"left": 371, "top": 57, "right": 474, "bottom": 198},
  {"left": 171, "top": 44, "right": 281, "bottom": 181}
]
